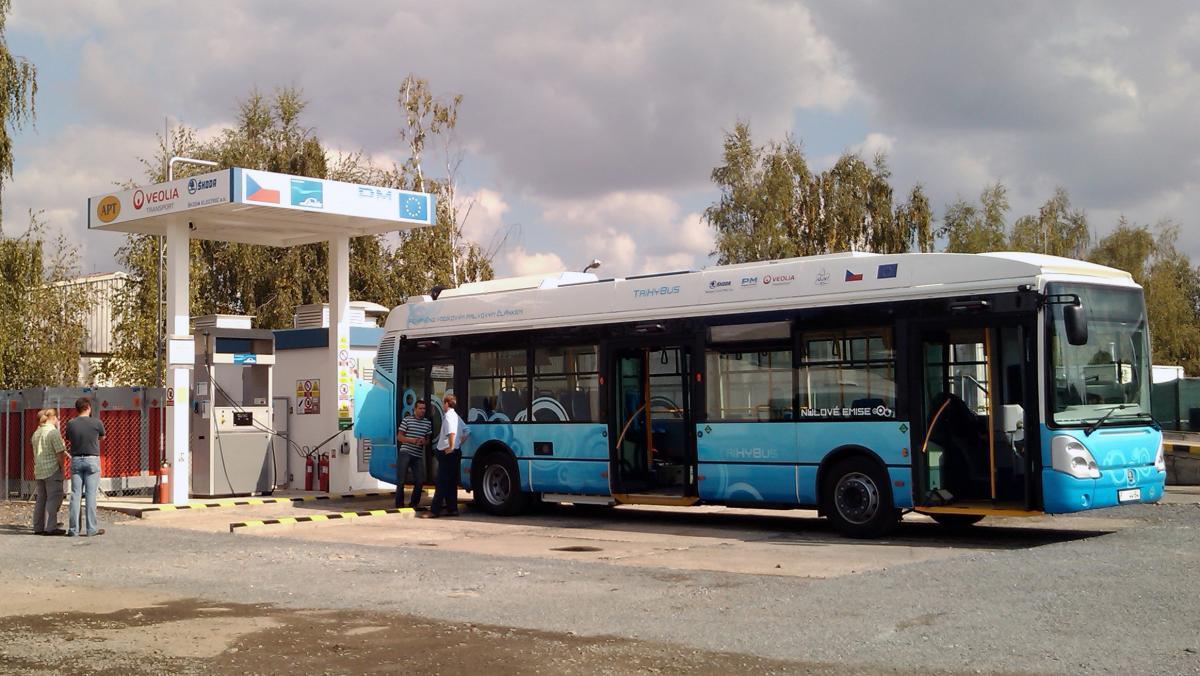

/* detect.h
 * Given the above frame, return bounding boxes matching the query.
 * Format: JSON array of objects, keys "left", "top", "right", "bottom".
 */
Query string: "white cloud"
[
  {"left": 536, "top": 191, "right": 713, "bottom": 277},
  {"left": 459, "top": 187, "right": 510, "bottom": 248},
  {"left": 583, "top": 228, "right": 637, "bottom": 276},
  {"left": 854, "top": 132, "right": 895, "bottom": 159},
  {"left": 503, "top": 246, "right": 566, "bottom": 277},
  {"left": 6, "top": 124, "right": 156, "bottom": 269},
  {"left": 808, "top": 1, "right": 1200, "bottom": 240},
  {"left": 26, "top": 1, "right": 853, "bottom": 199}
]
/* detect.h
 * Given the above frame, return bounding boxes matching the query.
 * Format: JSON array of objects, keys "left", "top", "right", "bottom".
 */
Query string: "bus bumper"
[{"left": 1041, "top": 466, "right": 1165, "bottom": 513}]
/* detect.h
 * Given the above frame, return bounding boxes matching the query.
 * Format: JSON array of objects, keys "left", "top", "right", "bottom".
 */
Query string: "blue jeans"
[
  {"left": 68, "top": 456, "right": 101, "bottom": 536},
  {"left": 430, "top": 449, "right": 461, "bottom": 515}
]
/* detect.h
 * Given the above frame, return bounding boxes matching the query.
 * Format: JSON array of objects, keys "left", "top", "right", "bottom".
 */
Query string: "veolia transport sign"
[{"left": 88, "top": 169, "right": 232, "bottom": 228}]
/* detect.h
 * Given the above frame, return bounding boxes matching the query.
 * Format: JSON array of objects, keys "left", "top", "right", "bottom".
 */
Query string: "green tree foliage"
[
  {"left": 1009, "top": 187, "right": 1091, "bottom": 258},
  {"left": 1090, "top": 220, "right": 1200, "bottom": 373},
  {"left": 100, "top": 83, "right": 494, "bottom": 386},
  {"left": 706, "top": 122, "right": 931, "bottom": 264},
  {"left": 0, "top": 0, "right": 35, "bottom": 214},
  {"left": 0, "top": 215, "right": 93, "bottom": 388},
  {"left": 940, "top": 183, "right": 1010, "bottom": 253}
]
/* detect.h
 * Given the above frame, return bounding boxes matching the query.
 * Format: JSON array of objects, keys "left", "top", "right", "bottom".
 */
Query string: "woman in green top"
[{"left": 31, "top": 408, "right": 67, "bottom": 535}]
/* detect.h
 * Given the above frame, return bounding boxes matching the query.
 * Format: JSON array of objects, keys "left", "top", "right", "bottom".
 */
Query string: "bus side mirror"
[{"left": 1064, "top": 303, "right": 1088, "bottom": 346}]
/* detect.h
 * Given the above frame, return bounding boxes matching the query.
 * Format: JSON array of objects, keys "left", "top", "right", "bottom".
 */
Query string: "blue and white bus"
[{"left": 354, "top": 251, "right": 1166, "bottom": 537}]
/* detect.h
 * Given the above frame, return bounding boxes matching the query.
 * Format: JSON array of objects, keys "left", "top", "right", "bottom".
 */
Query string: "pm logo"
[{"left": 96, "top": 195, "right": 120, "bottom": 223}]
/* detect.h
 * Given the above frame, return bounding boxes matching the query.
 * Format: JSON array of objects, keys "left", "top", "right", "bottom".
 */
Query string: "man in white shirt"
[{"left": 422, "top": 393, "right": 464, "bottom": 518}]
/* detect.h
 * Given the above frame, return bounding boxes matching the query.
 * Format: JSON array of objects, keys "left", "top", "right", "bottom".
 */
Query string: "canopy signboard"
[{"left": 87, "top": 168, "right": 435, "bottom": 246}]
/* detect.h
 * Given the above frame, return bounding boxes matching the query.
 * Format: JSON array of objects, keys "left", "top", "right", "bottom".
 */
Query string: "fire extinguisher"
[
  {"left": 154, "top": 460, "right": 170, "bottom": 504},
  {"left": 318, "top": 453, "right": 331, "bottom": 493},
  {"left": 305, "top": 454, "right": 316, "bottom": 491}
]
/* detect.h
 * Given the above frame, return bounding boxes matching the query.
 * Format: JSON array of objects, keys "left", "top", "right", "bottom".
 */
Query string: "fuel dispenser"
[{"left": 190, "top": 317, "right": 276, "bottom": 497}]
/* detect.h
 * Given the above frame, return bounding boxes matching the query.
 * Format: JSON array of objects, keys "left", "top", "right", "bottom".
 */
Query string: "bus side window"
[{"left": 797, "top": 328, "right": 896, "bottom": 419}]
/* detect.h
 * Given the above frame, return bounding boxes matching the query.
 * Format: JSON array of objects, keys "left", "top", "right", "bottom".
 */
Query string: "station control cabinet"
[{"left": 190, "top": 323, "right": 276, "bottom": 497}]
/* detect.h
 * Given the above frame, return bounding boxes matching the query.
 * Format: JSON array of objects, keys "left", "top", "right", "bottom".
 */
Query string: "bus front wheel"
[
  {"left": 473, "top": 453, "right": 528, "bottom": 516},
  {"left": 822, "top": 456, "right": 899, "bottom": 539}
]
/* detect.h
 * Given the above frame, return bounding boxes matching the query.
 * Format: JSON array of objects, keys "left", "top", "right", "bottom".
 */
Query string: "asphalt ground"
[{"left": 1, "top": 494, "right": 1198, "bottom": 674}]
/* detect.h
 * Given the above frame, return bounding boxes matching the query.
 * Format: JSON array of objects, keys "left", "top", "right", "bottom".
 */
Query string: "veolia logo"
[
  {"left": 132, "top": 186, "right": 179, "bottom": 210},
  {"left": 95, "top": 195, "right": 120, "bottom": 223}
]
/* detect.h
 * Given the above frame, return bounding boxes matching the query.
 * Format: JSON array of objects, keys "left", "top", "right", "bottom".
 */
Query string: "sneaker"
[
  {"left": 43, "top": 529, "right": 66, "bottom": 536},
  {"left": 410, "top": 505, "right": 427, "bottom": 512},
  {"left": 418, "top": 512, "right": 439, "bottom": 519},
  {"left": 82, "top": 529, "right": 106, "bottom": 537}
]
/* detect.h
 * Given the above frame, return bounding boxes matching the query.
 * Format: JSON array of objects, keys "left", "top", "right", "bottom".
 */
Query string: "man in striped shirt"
[{"left": 394, "top": 399, "right": 432, "bottom": 510}]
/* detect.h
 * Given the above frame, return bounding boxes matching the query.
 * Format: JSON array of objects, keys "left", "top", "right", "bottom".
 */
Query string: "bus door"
[
  {"left": 396, "top": 356, "right": 457, "bottom": 489},
  {"left": 909, "top": 320, "right": 1037, "bottom": 511},
  {"left": 608, "top": 343, "right": 695, "bottom": 498}
]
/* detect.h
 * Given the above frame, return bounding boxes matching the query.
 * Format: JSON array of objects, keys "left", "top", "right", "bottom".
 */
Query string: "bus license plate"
[{"left": 1118, "top": 488, "right": 1141, "bottom": 503}]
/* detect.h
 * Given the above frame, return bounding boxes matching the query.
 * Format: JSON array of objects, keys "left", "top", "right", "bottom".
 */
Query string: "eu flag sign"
[{"left": 401, "top": 194, "right": 429, "bottom": 222}]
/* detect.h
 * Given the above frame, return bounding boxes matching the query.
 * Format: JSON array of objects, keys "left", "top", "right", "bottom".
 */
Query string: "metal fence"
[{"left": 0, "top": 387, "right": 166, "bottom": 499}]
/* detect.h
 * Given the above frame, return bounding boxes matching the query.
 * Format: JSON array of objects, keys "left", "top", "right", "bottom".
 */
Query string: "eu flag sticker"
[
  {"left": 400, "top": 193, "right": 429, "bottom": 222},
  {"left": 877, "top": 263, "right": 898, "bottom": 279}
]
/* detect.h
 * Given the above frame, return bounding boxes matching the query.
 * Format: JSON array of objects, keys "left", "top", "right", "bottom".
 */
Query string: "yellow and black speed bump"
[
  {"left": 141, "top": 490, "right": 397, "bottom": 514},
  {"left": 229, "top": 506, "right": 414, "bottom": 532}
]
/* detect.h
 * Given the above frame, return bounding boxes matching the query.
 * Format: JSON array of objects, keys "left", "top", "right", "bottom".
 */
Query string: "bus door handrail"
[{"left": 614, "top": 401, "right": 649, "bottom": 451}]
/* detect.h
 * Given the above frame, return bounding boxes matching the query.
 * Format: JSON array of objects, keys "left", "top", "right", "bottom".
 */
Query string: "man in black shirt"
[{"left": 65, "top": 397, "right": 106, "bottom": 537}]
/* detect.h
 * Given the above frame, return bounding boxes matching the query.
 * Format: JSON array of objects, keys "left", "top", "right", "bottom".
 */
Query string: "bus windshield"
[{"left": 1047, "top": 283, "right": 1152, "bottom": 427}]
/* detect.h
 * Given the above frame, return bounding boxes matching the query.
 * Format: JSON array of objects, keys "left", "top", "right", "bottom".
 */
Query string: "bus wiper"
[
  {"left": 1113, "top": 410, "right": 1162, "bottom": 431},
  {"left": 1084, "top": 404, "right": 1134, "bottom": 437}
]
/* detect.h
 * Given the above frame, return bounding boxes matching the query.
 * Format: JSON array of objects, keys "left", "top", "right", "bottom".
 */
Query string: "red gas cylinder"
[
  {"left": 304, "top": 454, "right": 316, "bottom": 491},
  {"left": 154, "top": 461, "right": 170, "bottom": 504},
  {"left": 318, "top": 453, "right": 331, "bottom": 493}
]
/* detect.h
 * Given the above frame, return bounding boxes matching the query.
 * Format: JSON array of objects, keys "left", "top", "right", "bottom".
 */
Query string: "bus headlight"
[
  {"left": 1051, "top": 435, "right": 1101, "bottom": 479},
  {"left": 1155, "top": 441, "right": 1167, "bottom": 473}
]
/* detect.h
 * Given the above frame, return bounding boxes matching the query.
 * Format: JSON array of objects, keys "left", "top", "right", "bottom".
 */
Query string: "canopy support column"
[
  {"left": 165, "top": 220, "right": 192, "bottom": 505},
  {"left": 328, "top": 234, "right": 352, "bottom": 493}
]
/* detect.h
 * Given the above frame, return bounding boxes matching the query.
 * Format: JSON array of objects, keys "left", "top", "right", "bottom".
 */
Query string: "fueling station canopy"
[
  {"left": 87, "top": 167, "right": 436, "bottom": 246},
  {"left": 86, "top": 168, "right": 435, "bottom": 505}
]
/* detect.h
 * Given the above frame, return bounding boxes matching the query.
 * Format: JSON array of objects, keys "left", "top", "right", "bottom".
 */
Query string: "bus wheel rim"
[
  {"left": 483, "top": 464, "right": 511, "bottom": 505},
  {"left": 834, "top": 472, "right": 880, "bottom": 525}
]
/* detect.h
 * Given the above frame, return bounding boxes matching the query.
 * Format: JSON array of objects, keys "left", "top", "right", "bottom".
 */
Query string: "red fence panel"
[
  {"left": 2, "top": 411, "right": 22, "bottom": 491},
  {"left": 148, "top": 406, "right": 163, "bottom": 467},
  {"left": 99, "top": 410, "right": 143, "bottom": 477},
  {"left": 22, "top": 409, "right": 39, "bottom": 480}
]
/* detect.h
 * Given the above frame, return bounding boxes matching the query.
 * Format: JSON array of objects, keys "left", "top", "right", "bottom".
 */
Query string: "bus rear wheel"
[
  {"left": 473, "top": 453, "right": 528, "bottom": 516},
  {"left": 822, "top": 456, "right": 899, "bottom": 539}
]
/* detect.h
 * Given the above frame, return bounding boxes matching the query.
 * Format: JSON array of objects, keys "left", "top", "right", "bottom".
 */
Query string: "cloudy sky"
[{"left": 6, "top": 1, "right": 1200, "bottom": 279}]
